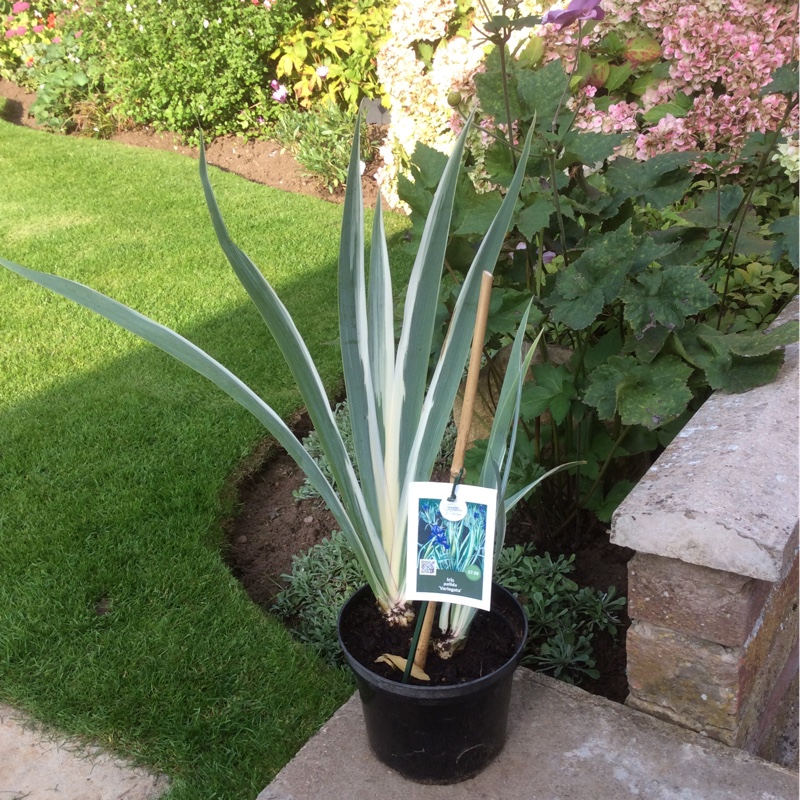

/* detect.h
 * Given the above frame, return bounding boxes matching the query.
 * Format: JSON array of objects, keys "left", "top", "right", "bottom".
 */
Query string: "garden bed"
[
  {"left": 0, "top": 78, "right": 383, "bottom": 208},
  {"left": 222, "top": 413, "right": 634, "bottom": 704}
]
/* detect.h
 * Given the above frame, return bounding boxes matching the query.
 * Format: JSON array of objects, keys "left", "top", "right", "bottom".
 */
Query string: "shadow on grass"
[{"left": 0, "top": 265, "right": 355, "bottom": 799}]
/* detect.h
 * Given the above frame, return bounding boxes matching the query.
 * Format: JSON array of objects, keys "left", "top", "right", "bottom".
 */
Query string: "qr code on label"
[{"left": 419, "top": 559, "right": 437, "bottom": 576}]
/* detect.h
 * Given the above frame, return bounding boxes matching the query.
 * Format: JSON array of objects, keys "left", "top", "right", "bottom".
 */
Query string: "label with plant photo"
[{"left": 406, "top": 482, "right": 497, "bottom": 610}]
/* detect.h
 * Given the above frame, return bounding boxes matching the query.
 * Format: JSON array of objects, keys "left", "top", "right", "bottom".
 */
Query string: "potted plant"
[{"left": 1, "top": 115, "right": 571, "bottom": 783}]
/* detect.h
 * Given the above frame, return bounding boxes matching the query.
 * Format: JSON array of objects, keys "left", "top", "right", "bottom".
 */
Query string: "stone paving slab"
[
  {"left": 258, "top": 669, "right": 799, "bottom": 800},
  {"left": 0, "top": 704, "right": 169, "bottom": 800}
]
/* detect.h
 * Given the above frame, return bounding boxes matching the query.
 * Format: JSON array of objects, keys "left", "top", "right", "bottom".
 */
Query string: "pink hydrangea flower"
[
  {"left": 11, "top": 1, "right": 30, "bottom": 13},
  {"left": 32, "top": 23, "right": 44, "bottom": 32}
]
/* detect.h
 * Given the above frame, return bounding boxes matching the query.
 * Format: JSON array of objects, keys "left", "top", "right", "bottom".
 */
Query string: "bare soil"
[
  {"left": 2, "top": 79, "right": 633, "bottom": 702},
  {"left": 0, "top": 78, "right": 382, "bottom": 208}
]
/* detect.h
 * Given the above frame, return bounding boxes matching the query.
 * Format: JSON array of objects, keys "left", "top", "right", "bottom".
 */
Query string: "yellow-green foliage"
[{"left": 272, "top": 0, "right": 395, "bottom": 112}]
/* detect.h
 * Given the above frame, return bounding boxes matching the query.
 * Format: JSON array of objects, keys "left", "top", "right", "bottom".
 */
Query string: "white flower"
[
  {"left": 125, "top": 3, "right": 132, "bottom": 12},
  {"left": 203, "top": 18, "right": 209, "bottom": 27},
  {"left": 107, "top": 20, "right": 112, "bottom": 27},
  {"left": 172, "top": 19, "right": 176, "bottom": 25},
  {"left": 773, "top": 139, "right": 799, "bottom": 183}
]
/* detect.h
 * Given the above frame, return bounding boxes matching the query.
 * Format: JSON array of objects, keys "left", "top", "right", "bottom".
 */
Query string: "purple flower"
[
  {"left": 542, "top": 250, "right": 556, "bottom": 264},
  {"left": 270, "top": 80, "right": 288, "bottom": 104},
  {"left": 542, "top": 0, "right": 604, "bottom": 28},
  {"left": 429, "top": 524, "right": 449, "bottom": 550}
]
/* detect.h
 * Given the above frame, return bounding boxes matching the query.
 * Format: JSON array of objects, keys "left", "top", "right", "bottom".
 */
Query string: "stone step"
[{"left": 258, "top": 669, "right": 799, "bottom": 800}]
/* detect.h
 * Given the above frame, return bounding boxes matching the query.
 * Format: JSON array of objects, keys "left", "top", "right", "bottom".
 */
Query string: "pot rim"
[{"left": 337, "top": 583, "right": 528, "bottom": 700}]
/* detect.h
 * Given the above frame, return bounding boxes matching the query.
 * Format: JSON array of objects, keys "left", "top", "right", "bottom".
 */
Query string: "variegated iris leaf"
[{"left": 1, "top": 114, "right": 565, "bottom": 640}]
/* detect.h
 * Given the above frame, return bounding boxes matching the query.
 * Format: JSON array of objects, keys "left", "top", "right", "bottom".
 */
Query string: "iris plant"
[{"left": 1, "top": 115, "right": 575, "bottom": 652}]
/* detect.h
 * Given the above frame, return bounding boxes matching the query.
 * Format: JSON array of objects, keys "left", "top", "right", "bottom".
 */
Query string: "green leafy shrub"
[
  {"left": 271, "top": 0, "right": 393, "bottom": 112},
  {"left": 77, "top": 0, "right": 303, "bottom": 139},
  {"left": 399, "top": 26, "right": 799, "bottom": 534},
  {"left": 13, "top": 29, "right": 107, "bottom": 133},
  {"left": 272, "top": 101, "right": 382, "bottom": 192},
  {"left": 274, "top": 535, "right": 624, "bottom": 684}
]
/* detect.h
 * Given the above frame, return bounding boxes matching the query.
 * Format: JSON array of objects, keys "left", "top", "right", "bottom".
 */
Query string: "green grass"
[{"left": 0, "top": 121, "right": 412, "bottom": 798}]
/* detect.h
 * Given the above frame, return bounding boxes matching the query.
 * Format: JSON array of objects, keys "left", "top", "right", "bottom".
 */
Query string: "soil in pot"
[
  {"left": 338, "top": 584, "right": 527, "bottom": 784},
  {"left": 339, "top": 588, "right": 519, "bottom": 685}
]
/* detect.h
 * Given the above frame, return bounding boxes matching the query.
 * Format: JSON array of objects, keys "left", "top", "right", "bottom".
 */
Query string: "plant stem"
[
  {"left": 552, "top": 424, "right": 631, "bottom": 537},
  {"left": 712, "top": 94, "right": 798, "bottom": 328},
  {"left": 549, "top": 152, "right": 570, "bottom": 270},
  {"left": 402, "top": 603, "right": 427, "bottom": 683},
  {"left": 581, "top": 423, "right": 630, "bottom": 508},
  {"left": 551, "top": 21, "right": 583, "bottom": 134},
  {"left": 498, "top": 40, "right": 518, "bottom": 171}
]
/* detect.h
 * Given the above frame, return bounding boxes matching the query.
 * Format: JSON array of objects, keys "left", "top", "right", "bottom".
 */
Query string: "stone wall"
[{"left": 610, "top": 298, "right": 799, "bottom": 769}]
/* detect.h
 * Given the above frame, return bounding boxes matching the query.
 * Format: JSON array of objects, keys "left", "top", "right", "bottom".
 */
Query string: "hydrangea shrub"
[{"left": 376, "top": 0, "right": 798, "bottom": 206}]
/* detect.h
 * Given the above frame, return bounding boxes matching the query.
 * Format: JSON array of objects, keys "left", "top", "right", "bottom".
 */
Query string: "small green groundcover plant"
[
  {"left": 272, "top": 101, "right": 383, "bottom": 193},
  {"left": 274, "top": 533, "right": 623, "bottom": 685}
]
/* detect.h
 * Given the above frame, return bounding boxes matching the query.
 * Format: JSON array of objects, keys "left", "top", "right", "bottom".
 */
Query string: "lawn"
[{"left": 0, "top": 118, "right": 412, "bottom": 798}]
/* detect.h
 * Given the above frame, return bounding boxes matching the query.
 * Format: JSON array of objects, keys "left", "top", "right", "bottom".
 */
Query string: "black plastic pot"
[{"left": 337, "top": 583, "right": 527, "bottom": 784}]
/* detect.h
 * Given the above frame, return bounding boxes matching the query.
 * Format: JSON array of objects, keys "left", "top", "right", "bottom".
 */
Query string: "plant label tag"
[{"left": 406, "top": 481, "right": 498, "bottom": 611}]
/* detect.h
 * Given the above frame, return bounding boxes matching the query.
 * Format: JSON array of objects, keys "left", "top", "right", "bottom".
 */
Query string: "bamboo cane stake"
[
  {"left": 451, "top": 270, "right": 494, "bottom": 478},
  {"left": 411, "top": 270, "right": 495, "bottom": 672}
]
